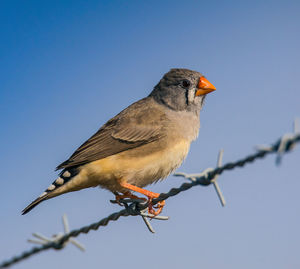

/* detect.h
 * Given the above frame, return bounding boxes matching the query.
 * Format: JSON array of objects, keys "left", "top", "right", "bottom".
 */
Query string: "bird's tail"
[
  {"left": 22, "top": 168, "right": 79, "bottom": 215},
  {"left": 22, "top": 194, "right": 50, "bottom": 215}
]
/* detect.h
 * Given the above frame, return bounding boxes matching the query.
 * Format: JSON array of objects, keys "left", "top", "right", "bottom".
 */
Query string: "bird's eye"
[{"left": 181, "top": 80, "right": 191, "bottom": 88}]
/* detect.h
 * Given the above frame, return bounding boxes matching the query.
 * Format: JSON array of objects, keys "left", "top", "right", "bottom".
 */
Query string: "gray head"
[{"left": 149, "top": 68, "right": 216, "bottom": 114}]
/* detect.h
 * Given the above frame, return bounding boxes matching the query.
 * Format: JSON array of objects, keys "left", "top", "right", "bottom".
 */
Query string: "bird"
[{"left": 22, "top": 68, "right": 216, "bottom": 216}]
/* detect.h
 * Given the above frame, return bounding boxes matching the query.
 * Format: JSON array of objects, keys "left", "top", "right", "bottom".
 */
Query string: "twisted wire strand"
[
  {"left": 154, "top": 134, "right": 300, "bottom": 203},
  {"left": 1, "top": 133, "right": 299, "bottom": 268},
  {"left": 0, "top": 209, "right": 130, "bottom": 268}
]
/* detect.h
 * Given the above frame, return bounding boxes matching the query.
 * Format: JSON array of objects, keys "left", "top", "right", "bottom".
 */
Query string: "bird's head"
[{"left": 150, "top": 68, "right": 216, "bottom": 114}]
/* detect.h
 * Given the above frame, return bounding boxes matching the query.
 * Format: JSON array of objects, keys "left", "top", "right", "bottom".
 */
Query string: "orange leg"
[
  {"left": 119, "top": 182, "right": 165, "bottom": 216},
  {"left": 114, "top": 191, "right": 146, "bottom": 206}
]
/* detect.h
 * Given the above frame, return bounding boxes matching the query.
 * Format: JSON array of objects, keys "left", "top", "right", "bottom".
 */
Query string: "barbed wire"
[
  {"left": 27, "top": 214, "right": 86, "bottom": 251},
  {"left": 1, "top": 126, "right": 299, "bottom": 268}
]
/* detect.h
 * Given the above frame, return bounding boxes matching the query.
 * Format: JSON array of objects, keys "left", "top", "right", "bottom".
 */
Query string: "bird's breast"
[
  {"left": 82, "top": 138, "right": 191, "bottom": 190},
  {"left": 165, "top": 109, "right": 200, "bottom": 141}
]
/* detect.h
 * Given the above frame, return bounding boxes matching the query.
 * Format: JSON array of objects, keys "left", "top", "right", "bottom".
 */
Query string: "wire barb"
[
  {"left": 1, "top": 122, "right": 300, "bottom": 268},
  {"left": 174, "top": 149, "right": 226, "bottom": 206},
  {"left": 27, "top": 214, "right": 85, "bottom": 252},
  {"left": 211, "top": 149, "right": 226, "bottom": 206},
  {"left": 256, "top": 118, "right": 300, "bottom": 165}
]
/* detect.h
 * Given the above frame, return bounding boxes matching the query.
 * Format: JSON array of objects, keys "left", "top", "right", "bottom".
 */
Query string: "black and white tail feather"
[{"left": 22, "top": 168, "right": 79, "bottom": 215}]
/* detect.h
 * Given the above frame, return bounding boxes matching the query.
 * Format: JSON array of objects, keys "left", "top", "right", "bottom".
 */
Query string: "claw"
[
  {"left": 119, "top": 182, "right": 166, "bottom": 216},
  {"left": 148, "top": 198, "right": 165, "bottom": 216}
]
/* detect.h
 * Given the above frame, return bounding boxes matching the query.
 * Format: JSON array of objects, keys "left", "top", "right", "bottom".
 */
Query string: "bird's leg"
[
  {"left": 114, "top": 191, "right": 146, "bottom": 206},
  {"left": 119, "top": 182, "right": 165, "bottom": 216}
]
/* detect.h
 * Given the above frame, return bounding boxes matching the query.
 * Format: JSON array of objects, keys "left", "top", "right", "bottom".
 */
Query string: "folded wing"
[{"left": 56, "top": 98, "right": 166, "bottom": 170}]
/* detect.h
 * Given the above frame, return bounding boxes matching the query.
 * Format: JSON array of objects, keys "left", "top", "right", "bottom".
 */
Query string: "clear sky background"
[{"left": 1, "top": 1, "right": 300, "bottom": 268}]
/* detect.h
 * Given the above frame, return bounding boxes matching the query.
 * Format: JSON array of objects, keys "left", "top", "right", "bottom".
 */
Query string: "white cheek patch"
[{"left": 187, "top": 88, "right": 196, "bottom": 104}]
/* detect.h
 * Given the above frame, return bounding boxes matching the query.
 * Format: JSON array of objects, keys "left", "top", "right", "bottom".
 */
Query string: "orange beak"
[{"left": 195, "top": 76, "right": 216, "bottom": 96}]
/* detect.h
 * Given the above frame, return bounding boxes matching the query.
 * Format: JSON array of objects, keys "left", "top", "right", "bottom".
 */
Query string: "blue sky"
[{"left": 1, "top": 1, "right": 300, "bottom": 268}]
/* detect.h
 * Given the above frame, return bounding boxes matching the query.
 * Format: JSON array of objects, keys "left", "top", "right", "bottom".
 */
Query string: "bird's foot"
[
  {"left": 119, "top": 182, "right": 166, "bottom": 216},
  {"left": 114, "top": 192, "right": 146, "bottom": 206},
  {"left": 147, "top": 195, "right": 165, "bottom": 216}
]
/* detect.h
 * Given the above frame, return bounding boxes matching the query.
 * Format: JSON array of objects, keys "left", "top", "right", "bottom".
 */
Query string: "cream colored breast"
[
  {"left": 82, "top": 138, "right": 191, "bottom": 190},
  {"left": 124, "top": 138, "right": 191, "bottom": 187}
]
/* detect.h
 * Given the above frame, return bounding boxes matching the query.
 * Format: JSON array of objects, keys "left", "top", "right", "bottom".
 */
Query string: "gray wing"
[{"left": 56, "top": 98, "right": 166, "bottom": 170}]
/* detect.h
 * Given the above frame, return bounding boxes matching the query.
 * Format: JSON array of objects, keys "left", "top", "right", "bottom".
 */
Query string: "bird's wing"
[{"left": 56, "top": 98, "right": 166, "bottom": 170}]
